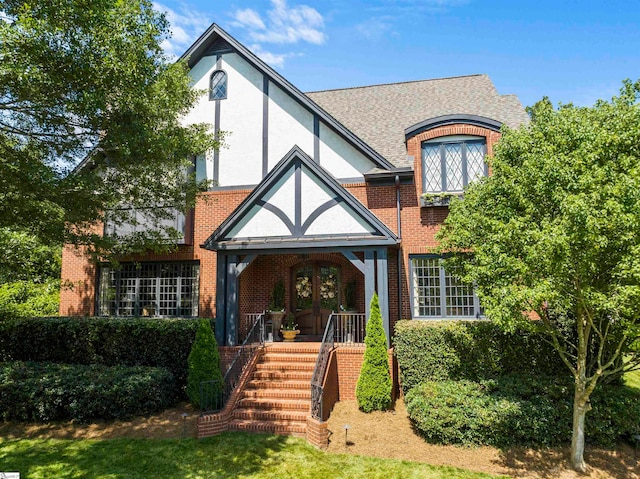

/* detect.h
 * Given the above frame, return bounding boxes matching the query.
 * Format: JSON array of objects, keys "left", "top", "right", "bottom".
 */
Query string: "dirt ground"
[{"left": 1, "top": 400, "right": 639, "bottom": 479}]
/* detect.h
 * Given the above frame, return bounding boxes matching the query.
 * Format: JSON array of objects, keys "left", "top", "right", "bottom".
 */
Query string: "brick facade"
[{"left": 60, "top": 124, "right": 501, "bottom": 334}]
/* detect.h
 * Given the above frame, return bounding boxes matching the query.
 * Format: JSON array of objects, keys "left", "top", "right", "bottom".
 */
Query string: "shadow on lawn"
[
  {"left": 2, "top": 433, "right": 293, "bottom": 479},
  {"left": 495, "top": 444, "right": 640, "bottom": 479}
]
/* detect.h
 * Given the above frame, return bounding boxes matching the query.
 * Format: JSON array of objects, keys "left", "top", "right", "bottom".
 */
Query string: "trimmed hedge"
[
  {"left": 0, "top": 316, "right": 213, "bottom": 390},
  {"left": 0, "top": 361, "right": 178, "bottom": 422},
  {"left": 393, "top": 320, "right": 566, "bottom": 394},
  {"left": 405, "top": 375, "right": 640, "bottom": 447}
]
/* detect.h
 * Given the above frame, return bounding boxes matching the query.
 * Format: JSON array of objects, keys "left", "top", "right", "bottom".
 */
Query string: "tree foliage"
[
  {"left": 356, "top": 292, "right": 392, "bottom": 412},
  {"left": 0, "top": 0, "right": 218, "bottom": 256},
  {"left": 438, "top": 80, "right": 640, "bottom": 471},
  {"left": 187, "top": 319, "right": 222, "bottom": 408}
]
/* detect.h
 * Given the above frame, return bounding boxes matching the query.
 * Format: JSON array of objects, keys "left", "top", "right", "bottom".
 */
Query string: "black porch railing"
[
  {"left": 333, "top": 312, "right": 366, "bottom": 344},
  {"left": 200, "top": 312, "right": 265, "bottom": 413},
  {"left": 310, "top": 313, "right": 335, "bottom": 421}
]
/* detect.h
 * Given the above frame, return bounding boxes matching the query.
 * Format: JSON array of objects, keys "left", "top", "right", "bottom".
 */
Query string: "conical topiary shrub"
[
  {"left": 187, "top": 319, "right": 223, "bottom": 408},
  {"left": 355, "top": 292, "right": 392, "bottom": 412}
]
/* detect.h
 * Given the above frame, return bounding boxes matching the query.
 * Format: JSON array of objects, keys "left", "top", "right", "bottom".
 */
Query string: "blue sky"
[{"left": 154, "top": 0, "right": 640, "bottom": 108}]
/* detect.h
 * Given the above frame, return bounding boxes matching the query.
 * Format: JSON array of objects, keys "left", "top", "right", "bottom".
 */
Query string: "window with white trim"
[
  {"left": 98, "top": 262, "right": 199, "bottom": 317},
  {"left": 422, "top": 135, "right": 487, "bottom": 193},
  {"left": 410, "top": 256, "right": 481, "bottom": 318},
  {"left": 209, "top": 70, "right": 227, "bottom": 100}
]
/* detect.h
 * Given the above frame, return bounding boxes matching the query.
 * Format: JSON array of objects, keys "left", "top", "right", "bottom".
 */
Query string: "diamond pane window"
[
  {"left": 421, "top": 137, "right": 487, "bottom": 193},
  {"left": 422, "top": 145, "right": 442, "bottom": 192},
  {"left": 411, "top": 256, "right": 481, "bottom": 318},
  {"left": 98, "top": 262, "right": 199, "bottom": 317},
  {"left": 209, "top": 70, "right": 227, "bottom": 100}
]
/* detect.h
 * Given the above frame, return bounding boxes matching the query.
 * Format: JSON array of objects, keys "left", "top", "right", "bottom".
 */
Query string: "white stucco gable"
[
  {"left": 180, "top": 25, "right": 394, "bottom": 189},
  {"left": 203, "top": 146, "right": 398, "bottom": 251}
]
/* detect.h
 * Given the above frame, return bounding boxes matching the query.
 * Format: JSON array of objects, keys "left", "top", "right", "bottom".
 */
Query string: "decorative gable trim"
[
  {"left": 180, "top": 24, "right": 395, "bottom": 172},
  {"left": 202, "top": 146, "right": 398, "bottom": 251}
]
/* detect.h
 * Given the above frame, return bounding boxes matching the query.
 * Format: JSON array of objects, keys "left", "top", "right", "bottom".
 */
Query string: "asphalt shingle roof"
[{"left": 306, "top": 74, "right": 529, "bottom": 169}]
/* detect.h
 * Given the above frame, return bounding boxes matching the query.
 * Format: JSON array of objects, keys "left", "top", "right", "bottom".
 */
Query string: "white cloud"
[
  {"left": 249, "top": 44, "right": 294, "bottom": 69},
  {"left": 154, "top": 2, "right": 213, "bottom": 58},
  {"left": 355, "top": 16, "right": 395, "bottom": 41},
  {"left": 231, "top": 0, "right": 325, "bottom": 45}
]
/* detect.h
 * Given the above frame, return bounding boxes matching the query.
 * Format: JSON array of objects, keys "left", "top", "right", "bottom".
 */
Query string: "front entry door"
[{"left": 292, "top": 262, "right": 340, "bottom": 335}]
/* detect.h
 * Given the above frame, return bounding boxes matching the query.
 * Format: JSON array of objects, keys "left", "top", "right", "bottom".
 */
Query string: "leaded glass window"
[
  {"left": 209, "top": 70, "right": 227, "bottom": 100},
  {"left": 411, "top": 256, "right": 481, "bottom": 318},
  {"left": 98, "top": 262, "right": 199, "bottom": 317},
  {"left": 421, "top": 137, "right": 487, "bottom": 193}
]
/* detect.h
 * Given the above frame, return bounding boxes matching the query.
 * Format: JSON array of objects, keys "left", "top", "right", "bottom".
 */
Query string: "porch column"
[
  {"left": 376, "top": 248, "right": 390, "bottom": 347},
  {"left": 364, "top": 250, "right": 376, "bottom": 322},
  {"left": 215, "top": 254, "right": 227, "bottom": 345},
  {"left": 225, "top": 255, "right": 239, "bottom": 346}
]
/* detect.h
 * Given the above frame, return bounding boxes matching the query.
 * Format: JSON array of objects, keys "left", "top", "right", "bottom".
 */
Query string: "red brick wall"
[
  {"left": 60, "top": 123, "right": 501, "bottom": 331},
  {"left": 334, "top": 346, "right": 398, "bottom": 401}
]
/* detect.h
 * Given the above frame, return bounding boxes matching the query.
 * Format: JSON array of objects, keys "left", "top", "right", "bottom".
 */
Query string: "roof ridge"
[{"left": 305, "top": 74, "right": 487, "bottom": 94}]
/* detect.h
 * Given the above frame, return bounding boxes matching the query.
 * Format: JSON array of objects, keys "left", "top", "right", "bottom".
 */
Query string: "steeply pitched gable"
[{"left": 203, "top": 146, "right": 398, "bottom": 251}]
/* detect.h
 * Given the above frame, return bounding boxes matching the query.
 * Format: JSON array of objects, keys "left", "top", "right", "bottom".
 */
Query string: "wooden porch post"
[
  {"left": 215, "top": 254, "right": 227, "bottom": 345},
  {"left": 225, "top": 255, "right": 239, "bottom": 346},
  {"left": 376, "top": 248, "right": 390, "bottom": 347},
  {"left": 364, "top": 250, "right": 376, "bottom": 323}
]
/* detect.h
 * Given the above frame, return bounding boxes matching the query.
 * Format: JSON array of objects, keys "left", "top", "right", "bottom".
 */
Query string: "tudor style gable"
[
  {"left": 204, "top": 146, "right": 398, "bottom": 251},
  {"left": 182, "top": 25, "right": 395, "bottom": 189}
]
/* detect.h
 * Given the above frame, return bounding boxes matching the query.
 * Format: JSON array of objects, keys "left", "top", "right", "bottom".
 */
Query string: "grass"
[
  {"left": 625, "top": 368, "right": 640, "bottom": 390},
  {"left": 0, "top": 432, "right": 504, "bottom": 479}
]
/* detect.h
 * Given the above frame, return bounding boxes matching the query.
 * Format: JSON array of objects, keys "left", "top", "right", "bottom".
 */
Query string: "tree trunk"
[{"left": 571, "top": 390, "right": 588, "bottom": 473}]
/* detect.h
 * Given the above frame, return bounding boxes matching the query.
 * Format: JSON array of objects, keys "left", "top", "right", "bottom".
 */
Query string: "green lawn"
[
  {"left": 625, "top": 368, "right": 640, "bottom": 390},
  {"left": 0, "top": 433, "right": 504, "bottom": 479}
]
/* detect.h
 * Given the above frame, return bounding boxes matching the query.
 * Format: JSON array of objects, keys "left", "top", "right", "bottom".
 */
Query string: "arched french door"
[{"left": 292, "top": 262, "right": 341, "bottom": 335}]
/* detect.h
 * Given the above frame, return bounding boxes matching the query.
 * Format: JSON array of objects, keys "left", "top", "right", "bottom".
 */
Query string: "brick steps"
[
  {"left": 228, "top": 418, "right": 307, "bottom": 437},
  {"left": 227, "top": 345, "right": 319, "bottom": 437},
  {"left": 247, "top": 379, "right": 310, "bottom": 390}
]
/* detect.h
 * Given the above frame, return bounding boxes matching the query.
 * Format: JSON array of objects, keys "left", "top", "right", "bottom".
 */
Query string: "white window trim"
[{"left": 409, "top": 255, "right": 482, "bottom": 320}]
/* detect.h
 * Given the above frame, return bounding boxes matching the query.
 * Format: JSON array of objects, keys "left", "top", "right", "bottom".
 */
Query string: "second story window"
[
  {"left": 209, "top": 70, "right": 227, "bottom": 100},
  {"left": 422, "top": 136, "right": 487, "bottom": 193}
]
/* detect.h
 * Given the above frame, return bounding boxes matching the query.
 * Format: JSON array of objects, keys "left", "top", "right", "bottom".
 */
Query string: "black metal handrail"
[
  {"left": 200, "top": 312, "right": 265, "bottom": 413},
  {"left": 310, "top": 313, "right": 335, "bottom": 421}
]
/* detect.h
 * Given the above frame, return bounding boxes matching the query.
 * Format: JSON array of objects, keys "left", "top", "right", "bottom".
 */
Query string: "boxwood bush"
[
  {"left": 405, "top": 375, "right": 640, "bottom": 447},
  {"left": 0, "top": 316, "right": 213, "bottom": 390},
  {"left": 0, "top": 361, "right": 178, "bottom": 422},
  {"left": 393, "top": 320, "right": 565, "bottom": 394}
]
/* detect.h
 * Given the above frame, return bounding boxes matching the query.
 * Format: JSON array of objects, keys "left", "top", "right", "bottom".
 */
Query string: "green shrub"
[
  {"left": 187, "top": 319, "right": 223, "bottom": 408},
  {"left": 356, "top": 293, "right": 392, "bottom": 412},
  {"left": 0, "top": 361, "right": 177, "bottom": 422},
  {"left": 0, "top": 280, "right": 60, "bottom": 320},
  {"left": 405, "top": 375, "right": 640, "bottom": 447},
  {"left": 0, "top": 316, "right": 211, "bottom": 392},
  {"left": 393, "top": 320, "right": 565, "bottom": 394}
]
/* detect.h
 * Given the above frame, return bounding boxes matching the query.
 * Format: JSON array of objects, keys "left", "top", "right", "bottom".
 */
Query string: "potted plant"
[
  {"left": 281, "top": 313, "right": 300, "bottom": 342},
  {"left": 268, "top": 279, "right": 286, "bottom": 333}
]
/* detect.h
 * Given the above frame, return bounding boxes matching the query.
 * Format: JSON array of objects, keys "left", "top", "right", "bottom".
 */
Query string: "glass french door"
[{"left": 292, "top": 262, "right": 340, "bottom": 335}]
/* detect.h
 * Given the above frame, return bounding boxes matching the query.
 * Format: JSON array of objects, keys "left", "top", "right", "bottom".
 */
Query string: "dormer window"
[
  {"left": 209, "top": 70, "right": 227, "bottom": 100},
  {"left": 422, "top": 135, "right": 487, "bottom": 193}
]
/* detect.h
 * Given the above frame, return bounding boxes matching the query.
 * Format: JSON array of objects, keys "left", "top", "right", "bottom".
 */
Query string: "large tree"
[
  {"left": 438, "top": 81, "right": 640, "bottom": 472},
  {"left": 0, "top": 0, "right": 218, "bottom": 257}
]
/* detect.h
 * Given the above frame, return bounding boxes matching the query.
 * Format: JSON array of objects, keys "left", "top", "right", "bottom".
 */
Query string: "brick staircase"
[{"left": 228, "top": 343, "right": 320, "bottom": 437}]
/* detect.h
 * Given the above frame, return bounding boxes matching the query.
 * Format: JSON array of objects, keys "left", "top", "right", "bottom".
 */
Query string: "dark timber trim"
[{"left": 262, "top": 76, "right": 269, "bottom": 178}]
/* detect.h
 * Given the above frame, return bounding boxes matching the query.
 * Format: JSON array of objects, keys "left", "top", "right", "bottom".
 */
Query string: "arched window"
[{"left": 209, "top": 70, "right": 227, "bottom": 100}]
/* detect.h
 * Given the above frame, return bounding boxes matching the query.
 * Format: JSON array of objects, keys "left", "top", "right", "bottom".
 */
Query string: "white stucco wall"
[
  {"left": 217, "top": 54, "right": 263, "bottom": 186},
  {"left": 268, "top": 81, "right": 314, "bottom": 168},
  {"left": 318, "top": 123, "right": 374, "bottom": 179}
]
